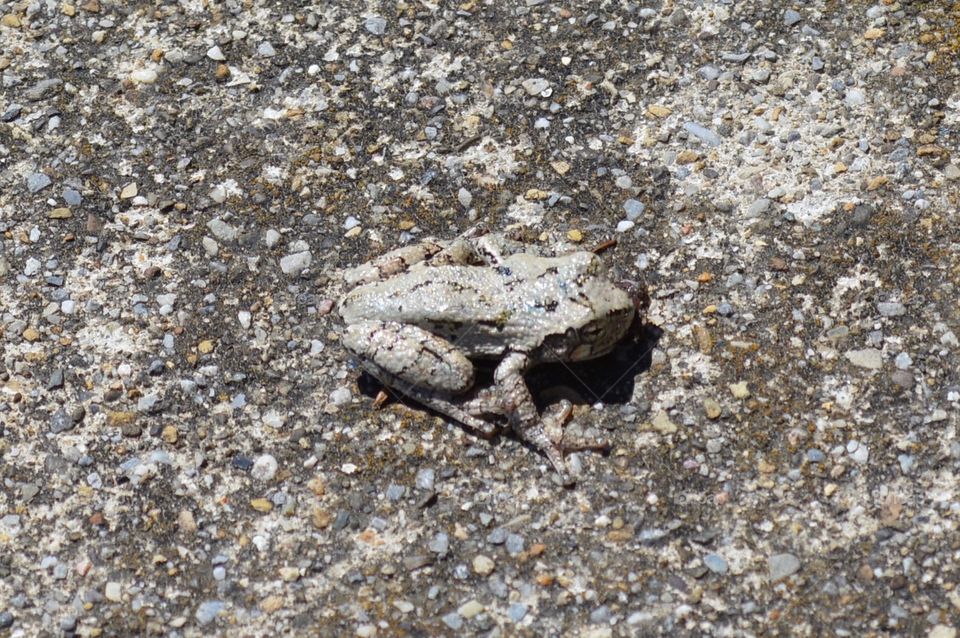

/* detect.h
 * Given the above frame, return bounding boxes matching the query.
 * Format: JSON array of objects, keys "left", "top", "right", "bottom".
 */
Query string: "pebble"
[
  {"left": 329, "top": 387, "right": 352, "bottom": 406},
  {"left": 623, "top": 199, "right": 645, "bottom": 220},
  {"left": 207, "top": 218, "right": 238, "bottom": 242},
  {"left": 616, "top": 220, "right": 635, "bottom": 233},
  {"left": 50, "top": 408, "right": 75, "bottom": 434},
  {"left": 768, "top": 553, "right": 801, "bottom": 581},
  {"left": 703, "top": 553, "right": 729, "bottom": 574},
  {"left": 877, "top": 302, "right": 906, "bottom": 317},
  {"left": 0, "top": 612, "right": 12, "bottom": 629},
  {"left": 473, "top": 554, "right": 495, "bottom": 575},
  {"left": 458, "top": 600, "right": 484, "bottom": 618},
  {"left": 364, "top": 15, "right": 387, "bottom": 35},
  {"left": 521, "top": 77, "right": 550, "bottom": 96},
  {"left": 508, "top": 603, "right": 528, "bottom": 623},
  {"left": 428, "top": 533, "right": 449, "bottom": 554},
  {"left": 280, "top": 251, "right": 312, "bottom": 276},
  {"left": 265, "top": 229, "right": 281, "bottom": 248},
  {"left": 251, "top": 454, "right": 278, "bottom": 481},
  {"left": 784, "top": 9, "right": 802, "bottom": 26},
  {"left": 847, "top": 440, "right": 869, "bottom": 464},
  {"left": 505, "top": 533, "right": 524, "bottom": 555},
  {"left": 590, "top": 605, "right": 612, "bottom": 624},
  {"left": 746, "top": 198, "right": 770, "bottom": 217},
  {"left": 458, "top": 187, "right": 473, "bottom": 208},
  {"left": 894, "top": 352, "right": 912, "bottom": 370},
  {"left": 257, "top": 42, "right": 276, "bottom": 57},
  {"left": 27, "top": 173, "right": 52, "bottom": 193},
  {"left": 195, "top": 600, "right": 225, "bottom": 625},
  {"left": 683, "top": 121, "right": 722, "bottom": 147},
  {"left": 845, "top": 349, "right": 883, "bottom": 370},
  {"left": 130, "top": 69, "right": 158, "bottom": 84},
  {"left": 386, "top": 484, "right": 406, "bottom": 501},
  {"left": 104, "top": 582, "right": 122, "bottom": 602},
  {"left": 441, "top": 613, "right": 463, "bottom": 631},
  {"left": 206, "top": 46, "right": 225, "bottom": 61},
  {"left": 415, "top": 468, "right": 435, "bottom": 490}
]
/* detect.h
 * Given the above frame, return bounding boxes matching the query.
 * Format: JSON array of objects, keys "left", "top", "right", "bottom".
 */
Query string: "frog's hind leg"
[
  {"left": 393, "top": 387, "right": 497, "bottom": 437},
  {"left": 493, "top": 353, "right": 575, "bottom": 485}
]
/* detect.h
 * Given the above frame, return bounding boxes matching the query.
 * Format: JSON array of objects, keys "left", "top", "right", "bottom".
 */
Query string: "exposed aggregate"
[{"left": 2, "top": 0, "right": 960, "bottom": 636}]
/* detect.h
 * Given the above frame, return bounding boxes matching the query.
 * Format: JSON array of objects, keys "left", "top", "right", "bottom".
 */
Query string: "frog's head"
[{"left": 539, "top": 256, "right": 638, "bottom": 361}]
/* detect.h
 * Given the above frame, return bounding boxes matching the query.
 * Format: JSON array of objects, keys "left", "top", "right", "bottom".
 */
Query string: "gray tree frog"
[{"left": 337, "top": 230, "right": 640, "bottom": 484}]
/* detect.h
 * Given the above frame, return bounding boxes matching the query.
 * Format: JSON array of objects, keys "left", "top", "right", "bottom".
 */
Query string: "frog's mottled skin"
[{"left": 338, "top": 232, "right": 637, "bottom": 484}]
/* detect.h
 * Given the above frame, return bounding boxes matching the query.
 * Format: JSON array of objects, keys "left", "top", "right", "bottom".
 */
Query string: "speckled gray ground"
[{"left": 2, "top": 0, "right": 960, "bottom": 636}]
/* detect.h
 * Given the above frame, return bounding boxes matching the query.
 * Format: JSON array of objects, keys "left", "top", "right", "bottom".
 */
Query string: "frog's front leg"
[
  {"left": 341, "top": 320, "right": 496, "bottom": 436},
  {"left": 490, "top": 352, "right": 575, "bottom": 485}
]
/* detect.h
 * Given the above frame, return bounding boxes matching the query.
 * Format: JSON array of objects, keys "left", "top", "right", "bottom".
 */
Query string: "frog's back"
[{"left": 339, "top": 264, "right": 511, "bottom": 335}]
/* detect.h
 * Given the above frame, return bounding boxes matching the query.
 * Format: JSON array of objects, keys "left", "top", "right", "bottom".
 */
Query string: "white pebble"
[
  {"left": 616, "top": 220, "right": 635, "bottom": 233},
  {"left": 130, "top": 69, "right": 158, "bottom": 84},
  {"left": 206, "top": 46, "right": 225, "bottom": 61},
  {"left": 265, "top": 229, "right": 281, "bottom": 248},
  {"left": 251, "top": 454, "right": 278, "bottom": 482},
  {"left": 238, "top": 311, "right": 251, "bottom": 329}
]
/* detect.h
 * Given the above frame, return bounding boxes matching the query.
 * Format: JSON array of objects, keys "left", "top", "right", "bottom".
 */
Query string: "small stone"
[
  {"left": 847, "top": 440, "right": 869, "bottom": 464},
  {"left": 238, "top": 310, "right": 252, "bottom": 329},
  {"left": 195, "top": 601, "right": 225, "bottom": 625},
  {"left": 385, "top": 484, "right": 406, "bottom": 501},
  {"left": 1, "top": 14, "right": 21, "bottom": 27},
  {"left": 48, "top": 207, "right": 72, "bottom": 219},
  {"left": 50, "top": 408, "right": 75, "bottom": 434},
  {"left": 198, "top": 339, "right": 214, "bottom": 354},
  {"left": 521, "top": 77, "right": 551, "bottom": 96},
  {"left": 27, "top": 173, "right": 52, "bottom": 194},
  {"left": 728, "top": 382, "right": 750, "bottom": 399},
  {"left": 458, "top": 600, "right": 484, "bottom": 619},
  {"left": 508, "top": 603, "right": 528, "bottom": 622},
  {"left": 649, "top": 412, "right": 677, "bottom": 434},
  {"left": 703, "top": 553, "right": 728, "bottom": 574},
  {"left": 458, "top": 187, "right": 473, "bottom": 208},
  {"left": 119, "top": 182, "right": 138, "bottom": 199},
  {"left": 47, "top": 369, "right": 65, "bottom": 390},
  {"left": 616, "top": 220, "right": 635, "bottom": 233},
  {"left": 845, "top": 348, "right": 883, "bottom": 370},
  {"left": 768, "top": 553, "right": 801, "bottom": 581},
  {"left": 877, "top": 302, "right": 905, "bottom": 317},
  {"left": 130, "top": 69, "right": 158, "bottom": 84},
  {"left": 441, "top": 613, "right": 463, "bottom": 631},
  {"left": 280, "top": 251, "right": 312, "bottom": 276},
  {"left": 647, "top": 104, "right": 671, "bottom": 118},
  {"left": 250, "top": 498, "right": 273, "bottom": 513},
  {"left": 590, "top": 605, "right": 612, "bottom": 624},
  {"left": 945, "top": 164, "right": 960, "bottom": 181},
  {"left": 206, "top": 46, "right": 225, "bottom": 61},
  {"left": 22, "top": 327, "right": 40, "bottom": 342},
  {"left": 104, "top": 582, "right": 122, "bottom": 602},
  {"left": 0, "top": 611, "right": 12, "bottom": 629},
  {"left": 161, "top": 425, "right": 178, "bottom": 444},
  {"left": 364, "top": 15, "right": 387, "bottom": 35},
  {"left": 746, "top": 198, "right": 770, "bottom": 217},
  {"left": 206, "top": 218, "right": 238, "bottom": 242},
  {"left": 415, "top": 468, "right": 435, "bottom": 491},
  {"left": 683, "top": 122, "right": 721, "bottom": 147},
  {"left": 178, "top": 509, "right": 197, "bottom": 533},
  {"left": 473, "top": 554, "right": 495, "bottom": 576},
  {"left": 265, "top": 229, "right": 281, "bottom": 248},
  {"left": 257, "top": 41, "right": 276, "bottom": 57},
  {"left": 929, "top": 626, "right": 957, "bottom": 638},
  {"left": 703, "top": 398, "right": 722, "bottom": 420},
  {"left": 894, "top": 352, "right": 912, "bottom": 370},
  {"left": 428, "top": 533, "right": 449, "bottom": 554},
  {"left": 863, "top": 27, "right": 884, "bottom": 40},
  {"left": 623, "top": 199, "right": 645, "bottom": 220},
  {"left": 784, "top": 9, "right": 802, "bottom": 26},
  {"left": 567, "top": 229, "right": 583, "bottom": 242},
  {"left": 251, "top": 454, "right": 278, "bottom": 481}
]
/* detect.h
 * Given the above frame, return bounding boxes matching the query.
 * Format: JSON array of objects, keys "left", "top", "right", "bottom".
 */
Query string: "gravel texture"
[{"left": 2, "top": 0, "right": 960, "bottom": 636}]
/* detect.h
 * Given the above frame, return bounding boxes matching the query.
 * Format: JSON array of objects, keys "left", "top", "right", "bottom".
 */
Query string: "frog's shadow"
[{"left": 357, "top": 322, "right": 663, "bottom": 429}]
